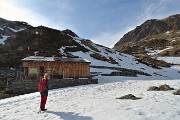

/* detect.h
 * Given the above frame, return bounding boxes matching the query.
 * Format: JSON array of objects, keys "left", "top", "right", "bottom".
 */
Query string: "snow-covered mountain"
[
  {"left": 0, "top": 17, "right": 180, "bottom": 81},
  {"left": 62, "top": 36, "right": 180, "bottom": 82}
]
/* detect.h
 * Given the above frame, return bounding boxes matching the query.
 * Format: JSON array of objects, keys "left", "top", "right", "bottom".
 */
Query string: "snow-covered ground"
[{"left": 0, "top": 79, "right": 180, "bottom": 120}]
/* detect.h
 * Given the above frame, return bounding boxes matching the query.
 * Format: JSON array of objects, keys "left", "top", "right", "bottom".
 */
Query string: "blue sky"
[{"left": 0, "top": 0, "right": 180, "bottom": 47}]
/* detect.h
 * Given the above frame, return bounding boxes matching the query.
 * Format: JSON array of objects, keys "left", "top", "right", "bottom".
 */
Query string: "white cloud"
[
  {"left": 0, "top": 0, "right": 71, "bottom": 30},
  {"left": 0, "top": 1, "right": 51, "bottom": 26},
  {"left": 140, "top": 0, "right": 176, "bottom": 21},
  {"left": 91, "top": 27, "right": 134, "bottom": 48}
]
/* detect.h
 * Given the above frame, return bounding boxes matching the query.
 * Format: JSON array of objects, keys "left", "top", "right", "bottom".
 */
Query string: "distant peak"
[{"left": 62, "top": 29, "right": 79, "bottom": 38}]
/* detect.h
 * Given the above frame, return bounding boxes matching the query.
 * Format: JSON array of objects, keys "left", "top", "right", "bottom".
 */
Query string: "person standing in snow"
[{"left": 38, "top": 73, "right": 50, "bottom": 111}]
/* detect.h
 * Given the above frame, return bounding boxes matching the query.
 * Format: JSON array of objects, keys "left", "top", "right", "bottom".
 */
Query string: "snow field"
[{"left": 0, "top": 79, "right": 180, "bottom": 120}]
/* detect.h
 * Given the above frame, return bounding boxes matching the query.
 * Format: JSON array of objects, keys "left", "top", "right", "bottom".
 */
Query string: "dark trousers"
[{"left": 40, "top": 96, "right": 48, "bottom": 110}]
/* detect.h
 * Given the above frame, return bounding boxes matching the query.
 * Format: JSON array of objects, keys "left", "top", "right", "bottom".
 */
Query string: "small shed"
[{"left": 22, "top": 56, "right": 91, "bottom": 79}]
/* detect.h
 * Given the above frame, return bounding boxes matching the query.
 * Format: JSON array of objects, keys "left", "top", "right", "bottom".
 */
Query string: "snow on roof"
[
  {"left": 22, "top": 56, "right": 54, "bottom": 61},
  {"left": 22, "top": 56, "right": 91, "bottom": 63},
  {"left": 83, "top": 59, "right": 91, "bottom": 63}
]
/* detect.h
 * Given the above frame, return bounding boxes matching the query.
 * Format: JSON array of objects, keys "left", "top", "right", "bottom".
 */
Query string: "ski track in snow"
[{"left": 0, "top": 80, "right": 180, "bottom": 120}]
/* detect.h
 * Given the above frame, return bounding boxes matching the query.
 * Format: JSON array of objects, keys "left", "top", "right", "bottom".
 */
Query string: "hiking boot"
[{"left": 41, "top": 109, "right": 47, "bottom": 111}]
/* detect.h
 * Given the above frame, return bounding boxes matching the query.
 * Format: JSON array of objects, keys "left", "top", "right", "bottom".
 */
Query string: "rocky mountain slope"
[
  {"left": 0, "top": 17, "right": 179, "bottom": 79},
  {"left": 0, "top": 17, "right": 86, "bottom": 68},
  {"left": 114, "top": 14, "right": 180, "bottom": 57}
]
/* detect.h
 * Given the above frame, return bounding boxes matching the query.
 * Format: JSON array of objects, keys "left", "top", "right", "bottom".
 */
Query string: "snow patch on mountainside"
[
  {"left": 0, "top": 35, "right": 10, "bottom": 44},
  {"left": 146, "top": 46, "right": 173, "bottom": 56},
  {"left": 7, "top": 27, "right": 26, "bottom": 32},
  {"left": 0, "top": 27, "right": 3, "bottom": 31},
  {"left": 157, "top": 57, "right": 180, "bottom": 64}
]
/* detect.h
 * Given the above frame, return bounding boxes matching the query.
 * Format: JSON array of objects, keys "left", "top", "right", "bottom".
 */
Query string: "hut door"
[
  {"left": 24, "top": 67, "right": 28, "bottom": 77},
  {"left": 40, "top": 66, "right": 44, "bottom": 76},
  {"left": 63, "top": 68, "right": 69, "bottom": 78}
]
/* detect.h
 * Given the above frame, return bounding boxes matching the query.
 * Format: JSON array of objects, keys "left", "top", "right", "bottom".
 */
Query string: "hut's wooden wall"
[{"left": 23, "top": 61, "right": 90, "bottom": 79}]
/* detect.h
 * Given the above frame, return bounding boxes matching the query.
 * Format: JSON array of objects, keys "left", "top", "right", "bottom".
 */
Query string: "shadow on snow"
[{"left": 46, "top": 111, "right": 93, "bottom": 120}]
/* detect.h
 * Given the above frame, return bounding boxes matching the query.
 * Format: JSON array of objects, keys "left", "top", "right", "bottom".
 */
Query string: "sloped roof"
[{"left": 22, "top": 56, "right": 91, "bottom": 63}]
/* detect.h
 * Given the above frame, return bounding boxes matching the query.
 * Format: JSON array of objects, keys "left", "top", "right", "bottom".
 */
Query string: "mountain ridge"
[{"left": 114, "top": 14, "right": 180, "bottom": 56}]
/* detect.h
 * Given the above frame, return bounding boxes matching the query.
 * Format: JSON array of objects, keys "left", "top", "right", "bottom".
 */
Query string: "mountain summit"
[{"left": 114, "top": 14, "right": 180, "bottom": 56}]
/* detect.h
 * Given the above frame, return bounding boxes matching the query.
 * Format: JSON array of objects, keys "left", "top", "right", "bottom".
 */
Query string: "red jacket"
[{"left": 38, "top": 78, "right": 48, "bottom": 93}]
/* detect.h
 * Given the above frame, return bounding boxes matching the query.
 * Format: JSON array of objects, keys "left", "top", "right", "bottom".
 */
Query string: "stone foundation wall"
[{"left": 1, "top": 78, "right": 98, "bottom": 95}]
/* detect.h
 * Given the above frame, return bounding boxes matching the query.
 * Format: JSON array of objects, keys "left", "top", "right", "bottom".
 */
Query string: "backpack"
[{"left": 38, "top": 78, "right": 46, "bottom": 92}]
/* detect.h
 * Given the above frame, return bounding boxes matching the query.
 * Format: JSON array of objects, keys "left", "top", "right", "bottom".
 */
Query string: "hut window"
[{"left": 29, "top": 68, "right": 38, "bottom": 74}]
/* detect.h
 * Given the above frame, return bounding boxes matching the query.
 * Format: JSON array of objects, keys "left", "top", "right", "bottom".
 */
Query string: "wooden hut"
[{"left": 22, "top": 56, "right": 91, "bottom": 79}]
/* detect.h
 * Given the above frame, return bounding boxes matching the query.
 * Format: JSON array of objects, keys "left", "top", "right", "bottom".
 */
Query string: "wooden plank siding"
[{"left": 22, "top": 61, "right": 90, "bottom": 79}]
